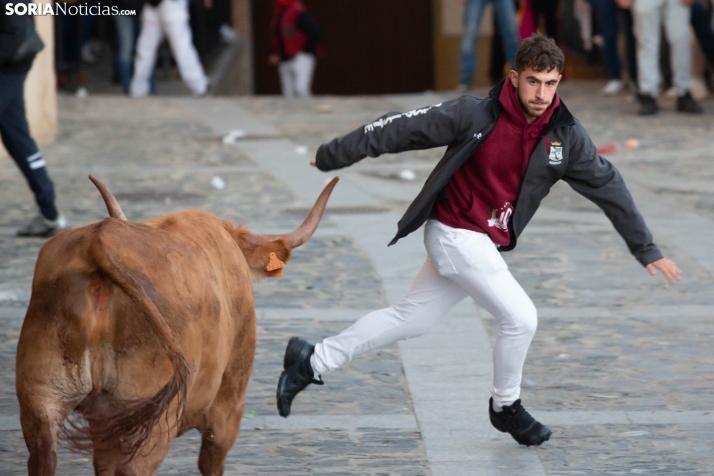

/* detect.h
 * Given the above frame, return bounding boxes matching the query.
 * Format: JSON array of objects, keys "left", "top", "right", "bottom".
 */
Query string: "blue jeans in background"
[
  {"left": 114, "top": 15, "right": 141, "bottom": 94},
  {"left": 460, "top": 0, "right": 519, "bottom": 87},
  {"left": 591, "top": 0, "right": 638, "bottom": 82},
  {"left": 114, "top": 14, "right": 156, "bottom": 94}
]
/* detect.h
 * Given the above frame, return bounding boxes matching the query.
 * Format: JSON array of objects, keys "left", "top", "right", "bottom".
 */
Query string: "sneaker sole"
[{"left": 276, "top": 370, "right": 291, "bottom": 417}]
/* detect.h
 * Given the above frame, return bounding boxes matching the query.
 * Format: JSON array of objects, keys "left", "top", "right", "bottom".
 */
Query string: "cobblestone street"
[{"left": 1, "top": 82, "right": 713, "bottom": 474}]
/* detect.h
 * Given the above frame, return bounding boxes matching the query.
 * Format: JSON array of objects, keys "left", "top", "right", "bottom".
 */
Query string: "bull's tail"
[{"left": 63, "top": 224, "right": 192, "bottom": 459}]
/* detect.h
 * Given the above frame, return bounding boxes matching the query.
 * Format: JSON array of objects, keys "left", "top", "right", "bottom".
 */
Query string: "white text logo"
[
  {"left": 5, "top": 3, "right": 135, "bottom": 16},
  {"left": 364, "top": 103, "right": 443, "bottom": 133}
]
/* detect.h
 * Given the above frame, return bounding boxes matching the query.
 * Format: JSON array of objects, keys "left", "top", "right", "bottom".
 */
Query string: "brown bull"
[{"left": 16, "top": 175, "right": 338, "bottom": 476}]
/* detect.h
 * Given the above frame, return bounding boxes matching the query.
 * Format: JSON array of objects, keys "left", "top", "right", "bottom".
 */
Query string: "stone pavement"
[{"left": 1, "top": 82, "right": 713, "bottom": 474}]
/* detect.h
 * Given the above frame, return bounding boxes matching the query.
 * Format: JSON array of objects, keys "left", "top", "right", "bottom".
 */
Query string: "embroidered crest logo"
[
  {"left": 549, "top": 141, "right": 563, "bottom": 165},
  {"left": 487, "top": 202, "right": 513, "bottom": 231}
]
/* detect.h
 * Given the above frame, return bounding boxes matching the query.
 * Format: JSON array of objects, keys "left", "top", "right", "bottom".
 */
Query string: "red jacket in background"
[{"left": 271, "top": 0, "right": 308, "bottom": 60}]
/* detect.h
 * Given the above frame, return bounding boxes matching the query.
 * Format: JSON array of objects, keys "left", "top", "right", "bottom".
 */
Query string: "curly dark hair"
[{"left": 515, "top": 33, "right": 565, "bottom": 73}]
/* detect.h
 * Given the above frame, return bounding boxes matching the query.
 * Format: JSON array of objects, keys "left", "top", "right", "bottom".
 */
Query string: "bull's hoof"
[{"left": 277, "top": 337, "right": 322, "bottom": 418}]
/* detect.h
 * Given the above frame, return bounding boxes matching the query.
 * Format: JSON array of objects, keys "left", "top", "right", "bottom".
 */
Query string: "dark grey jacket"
[
  {"left": 316, "top": 81, "right": 662, "bottom": 267},
  {"left": 0, "top": 0, "right": 37, "bottom": 74}
]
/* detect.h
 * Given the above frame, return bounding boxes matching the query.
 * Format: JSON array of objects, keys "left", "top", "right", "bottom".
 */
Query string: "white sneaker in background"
[
  {"left": 16, "top": 214, "right": 68, "bottom": 238},
  {"left": 601, "top": 79, "right": 623, "bottom": 95}
]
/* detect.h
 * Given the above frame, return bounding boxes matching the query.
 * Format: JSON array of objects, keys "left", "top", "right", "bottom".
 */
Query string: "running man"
[{"left": 276, "top": 34, "right": 681, "bottom": 446}]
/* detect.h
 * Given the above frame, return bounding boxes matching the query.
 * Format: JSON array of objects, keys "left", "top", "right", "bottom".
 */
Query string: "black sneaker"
[
  {"left": 637, "top": 93, "right": 659, "bottom": 116},
  {"left": 489, "top": 397, "right": 552, "bottom": 446},
  {"left": 676, "top": 91, "right": 703, "bottom": 114},
  {"left": 276, "top": 337, "right": 323, "bottom": 418}
]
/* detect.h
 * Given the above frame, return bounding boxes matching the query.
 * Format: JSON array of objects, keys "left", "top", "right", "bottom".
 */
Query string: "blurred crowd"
[
  {"left": 54, "top": 0, "right": 232, "bottom": 96},
  {"left": 3, "top": 0, "right": 712, "bottom": 236},
  {"left": 52, "top": 0, "right": 321, "bottom": 97},
  {"left": 461, "top": 0, "right": 713, "bottom": 115}
]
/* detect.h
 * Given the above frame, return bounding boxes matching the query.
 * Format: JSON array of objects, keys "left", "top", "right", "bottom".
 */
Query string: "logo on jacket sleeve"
[
  {"left": 364, "top": 103, "right": 442, "bottom": 133},
  {"left": 548, "top": 141, "right": 563, "bottom": 165},
  {"left": 487, "top": 202, "right": 513, "bottom": 231}
]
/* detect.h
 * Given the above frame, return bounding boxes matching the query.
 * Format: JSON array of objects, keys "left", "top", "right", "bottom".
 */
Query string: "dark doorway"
[{"left": 252, "top": 0, "right": 435, "bottom": 95}]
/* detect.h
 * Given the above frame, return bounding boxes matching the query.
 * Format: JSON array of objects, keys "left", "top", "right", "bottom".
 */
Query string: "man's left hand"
[{"left": 646, "top": 257, "right": 682, "bottom": 284}]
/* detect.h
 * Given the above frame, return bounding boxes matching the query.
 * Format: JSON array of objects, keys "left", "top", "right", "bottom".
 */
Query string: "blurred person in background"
[
  {"left": 691, "top": 0, "right": 714, "bottom": 67},
  {"left": 591, "top": 0, "right": 639, "bottom": 95},
  {"left": 269, "top": 0, "right": 322, "bottom": 98},
  {"left": 130, "top": 0, "right": 210, "bottom": 97},
  {"left": 489, "top": 0, "right": 520, "bottom": 85},
  {"left": 113, "top": 0, "right": 145, "bottom": 94},
  {"left": 531, "top": 0, "right": 559, "bottom": 41},
  {"left": 0, "top": 0, "right": 68, "bottom": 237},
  {"left": 55, "top": 0, "right": 98, "bottom": 93},
  {"left": 459, "top": 0, "right": 519, "bottom": 90},
  {"left": 620, "top": 0, "right": 702, "bottom": 114}
]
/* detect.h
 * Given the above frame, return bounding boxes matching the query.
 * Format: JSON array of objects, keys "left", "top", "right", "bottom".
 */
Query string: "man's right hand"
[
  {"left": 616, "top": 0, "right": 632, "bottom": 8},
  {"left": 268, "top": 54, "right": 280, "bottom": 66},
  {"left": 310, "top": 161, "right": 316, "bottom": 167}
]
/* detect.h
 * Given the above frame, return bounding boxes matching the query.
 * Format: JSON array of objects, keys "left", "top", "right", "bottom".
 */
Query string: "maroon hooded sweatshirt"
[{"left": 431, "top": 81, "right": 560, "bottom": 246}]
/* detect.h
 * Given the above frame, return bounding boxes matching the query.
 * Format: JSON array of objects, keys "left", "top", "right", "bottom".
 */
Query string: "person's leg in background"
[
  {"left": 633, "top": 0, "right": 664, "bottom": 114},
  {"left": 278, "top": 58, "right": 296, "bottom": 98},
  {"left": 663, "top": 0, "right": 702, "bottom": 112},
  {"left": 532, "top": 0, "right": 560, "bottom": 41},
  {"left": 621, "top": 8, "right": 639, "bottom": 87},
  {"left": 489, "top": 12, "right": 506, "bottom": 85},
  {"left": 0, "top": 74, "right": 66, "bottom": 237},
  {"left": 491, "top": 0, "right": 519, "bottom": 69},
  {"left": 114, "top": 15, "right": 136, "bottom": 94},
  {"left": 690, "top": 0, "right": 714, "bottom": 96},
  {"left": 292, "top": 52, "right": 316, "bottom": 97},
  {"left": 130, "top": 4, "right": 163, "bottom": 97},
  {"left": 57, "top": 13, "right": 82, "bottom": 92},
  {"left": 592, "top": 0, "right": 624, "bottom": 94},
  {"left": 460, "top": 0, "right": 489, "bottom": 89},
  {"left": 691, "top": 0, "right": 714, "bottom": 66},
  {"left": 159, "top": 0, "right": 209, "bottom": 95}
]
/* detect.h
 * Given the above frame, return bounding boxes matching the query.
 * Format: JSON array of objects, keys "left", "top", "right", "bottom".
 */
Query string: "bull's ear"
[
  {"left": 243, "top": 240, "right": 291, "bottom": 279},
  {"left": 230, "top": 225, "right": 292, "bottom": 279}
]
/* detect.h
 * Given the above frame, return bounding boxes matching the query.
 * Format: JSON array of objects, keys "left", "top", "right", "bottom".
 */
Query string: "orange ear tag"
[{"left": 266, "top": 252, "right": 285, "bottom": 277}]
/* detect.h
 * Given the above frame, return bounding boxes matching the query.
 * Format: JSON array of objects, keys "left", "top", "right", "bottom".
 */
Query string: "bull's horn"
[
  {"left": 246, "top": 177, "right": 339, "bottom": 248},
  {"left": 89, "top": 175, "right": 127, "bottom": 221}
]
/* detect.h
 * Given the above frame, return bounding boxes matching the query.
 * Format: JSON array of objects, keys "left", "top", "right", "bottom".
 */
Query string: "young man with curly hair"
[{"left": 276, "top": 33, "right": 681, "bottom": 446}]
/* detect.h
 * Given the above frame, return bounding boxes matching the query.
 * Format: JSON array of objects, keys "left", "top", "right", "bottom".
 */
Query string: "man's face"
[{"left": 508, "top": 67, "right": 562, "bottom": 123}]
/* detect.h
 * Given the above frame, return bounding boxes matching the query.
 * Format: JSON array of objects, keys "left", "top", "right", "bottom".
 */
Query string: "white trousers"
[
  {"left": 311, "top": 220, "right": 537, "bottom": 408},
  {"left": 130, "top": 0, "right": 208, "bottom": 97},
  {"left": 633, "top": 0, "right": 692, "bottom": 96},
  {"left": 278, "top": 52, "right": 315, "bottom": 98}
]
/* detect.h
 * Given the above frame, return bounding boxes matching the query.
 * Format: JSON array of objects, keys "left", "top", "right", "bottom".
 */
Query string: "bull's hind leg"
[
  {"left": 197, "top": 337, "right": 255, "bottom": 476},
  {"left": 18, "top": 398, "right": 73, "bottom": 476},
  {"left": 197, "top": 402, "right": 243, "bottom": 476},
  {"left": 16, "top": 319, "right": 77, "bottom": 476}
]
